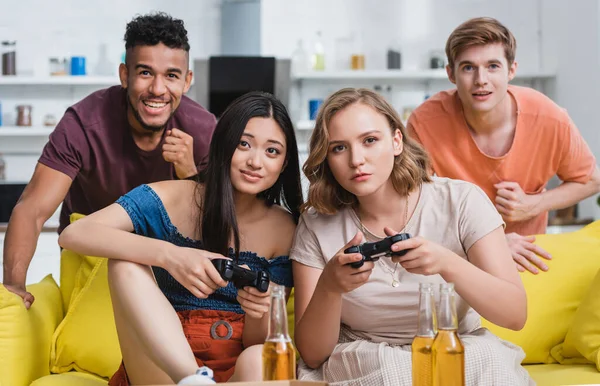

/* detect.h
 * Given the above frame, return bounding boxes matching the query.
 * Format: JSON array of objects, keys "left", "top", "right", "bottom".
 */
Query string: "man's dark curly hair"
[{"left": 124, "top": 12, "right": 190, "bottom": 54}]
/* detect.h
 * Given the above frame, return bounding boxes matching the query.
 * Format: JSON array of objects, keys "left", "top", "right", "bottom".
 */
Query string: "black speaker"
[{"left": 208, "top": 56, "right": 276, "bottom": 118}]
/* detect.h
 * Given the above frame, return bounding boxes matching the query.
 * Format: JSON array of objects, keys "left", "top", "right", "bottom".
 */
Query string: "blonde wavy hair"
[{"left": 301, "top": 88, "right": 431, "bottom": 214}]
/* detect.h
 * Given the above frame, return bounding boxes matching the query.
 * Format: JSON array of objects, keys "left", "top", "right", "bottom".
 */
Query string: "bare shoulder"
[
  {"left": 264, "top": 205, "right": 297, "bottom": 257},
  {"left": 147, "top": 180, "right": 196, "bottom": 202},
  {"left": 146, "top": 180, "right": 201, "bottom": 222}
]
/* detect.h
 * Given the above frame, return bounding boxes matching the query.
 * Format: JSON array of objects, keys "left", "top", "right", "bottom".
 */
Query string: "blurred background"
[{"left": 0, "top": 0, "right": 598, "bottom": 283}]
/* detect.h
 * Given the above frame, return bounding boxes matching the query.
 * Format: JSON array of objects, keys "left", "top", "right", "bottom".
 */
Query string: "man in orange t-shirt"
[{"left": 408, "top": 17, "right": 600, "bottom": 274}]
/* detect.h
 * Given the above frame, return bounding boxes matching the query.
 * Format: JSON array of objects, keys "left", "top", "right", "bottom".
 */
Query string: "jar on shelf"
[
  {"left": 43, "top": 114, "right": 57, "bottom": 126},
  {"left": 49, "top": 58, "right": 60, "bottom": 75},
  {"left": 351, "top": 54, "right": 365, "bottom": 70},
  {"left": 1, "top": 41, "right": 16, "bottom": 76},
  {"left": 16, "top": 105, "right": 32, "bottom": 126},
  {"left": 429, "top": 50, "right": 445, "bottom": 69}
]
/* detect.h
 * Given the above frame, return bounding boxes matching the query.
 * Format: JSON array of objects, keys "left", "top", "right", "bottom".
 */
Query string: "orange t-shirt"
[{"left": 407, "top": 85, "right": 596, "bottom": 236}]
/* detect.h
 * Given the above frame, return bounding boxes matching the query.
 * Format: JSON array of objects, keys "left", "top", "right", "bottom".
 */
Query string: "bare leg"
[
  {"left": 108, "top": 259, "right": 199, "bottom": 384},
  {"left": 228, "top": 344, "right": 264, "bottom": 382}
]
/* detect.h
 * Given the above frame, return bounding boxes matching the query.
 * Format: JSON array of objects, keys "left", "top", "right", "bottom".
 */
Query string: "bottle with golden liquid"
[
  {"left": 432, "top": 283, "right": 465, "bottom": 386},
  {"left": 262, "top": 284, "right": 296, "bottom": 380},
  {"left": 412, "top": 282, "right": 437, "bottom": 386}
]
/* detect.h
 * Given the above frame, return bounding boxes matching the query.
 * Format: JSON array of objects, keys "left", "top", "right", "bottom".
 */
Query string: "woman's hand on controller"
[
  {"left": 320, "top": 231, "right": 374, "bottom": 294},
  {"left": 385, "top": 227, "right": 456, "bottom": 276},
  {"left": 164, "top": 246, "right": 229, "bottom": 299},
  {"left": 237, "top": 265, "right": 272, "bottom": 319}
]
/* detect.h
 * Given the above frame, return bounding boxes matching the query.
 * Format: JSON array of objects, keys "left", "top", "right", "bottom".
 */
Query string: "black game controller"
[
  {"left": 344, "top": 233, "right": 412, "bottom": 268},
  {"left": 212, "top": 259, "right": 270, "bottom": 293}
]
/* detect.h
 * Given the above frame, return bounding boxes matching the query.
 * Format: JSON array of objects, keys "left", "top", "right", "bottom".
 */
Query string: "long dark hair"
[{"left": 198, "top": 91, "right": 303, "bottom": 260}]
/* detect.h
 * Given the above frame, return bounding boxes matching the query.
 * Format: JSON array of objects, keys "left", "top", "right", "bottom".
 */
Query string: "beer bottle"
[
  {"left": 262, "top": 284, "right": 296, "bottom": 380},
  {"left": 412, "top": 282, "right": 437, "bottom": 386},
  {"left": 432, "top": 283, "right": 465, "bottom": 386}
]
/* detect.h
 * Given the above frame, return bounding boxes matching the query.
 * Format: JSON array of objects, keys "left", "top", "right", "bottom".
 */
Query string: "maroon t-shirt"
[{"left": 39, "top": 85, "right": 216, "bottom": 233}]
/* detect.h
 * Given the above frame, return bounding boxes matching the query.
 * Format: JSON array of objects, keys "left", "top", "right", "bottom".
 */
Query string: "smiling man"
[
  {"left": 407, "top": 17, "right": 600, "bottom": 274},
  {"left": 2, "top": 12, "right": 216, "bottom": 308}
]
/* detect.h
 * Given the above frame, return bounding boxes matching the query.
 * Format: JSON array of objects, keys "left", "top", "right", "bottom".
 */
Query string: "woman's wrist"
[
  {"left": 156, "top": 241, "right": 177, "bottom": 270},
  {"left": 316, "top": 274, "right": 344, "bottom": 297}
]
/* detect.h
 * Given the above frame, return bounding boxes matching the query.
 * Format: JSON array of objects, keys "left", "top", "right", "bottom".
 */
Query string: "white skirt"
[{"left": 298, "top": 327, "right": 535, "bottom": 386}]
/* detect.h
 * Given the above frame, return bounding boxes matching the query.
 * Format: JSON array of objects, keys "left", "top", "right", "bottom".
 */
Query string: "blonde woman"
[{"left": 290, "top": 88, "right": 533, "bottom": 385}]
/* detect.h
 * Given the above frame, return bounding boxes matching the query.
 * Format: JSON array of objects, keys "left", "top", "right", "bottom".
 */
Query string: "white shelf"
[
  {"left": 0, "top": 76, "right": 120, "bottom": 86},
  {"left": 293, "top": 69, "right": 556, "bottom": 81},
  {"left": 0, "top": 126, "right": 54, "bottom": 136},
  {"left": 296, "top": 120, "right": 316, "bottom": 131}
]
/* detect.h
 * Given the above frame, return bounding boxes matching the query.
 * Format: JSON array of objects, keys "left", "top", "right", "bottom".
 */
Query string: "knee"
[
  {"left": 465, "top": 338, "right": 510, "bottom": 369},
  {"left": 107, "top": 259, "right": 145, "bottom": 281},
  {"left": 233, "top": 344, "right": 263, "bottom": 381}
]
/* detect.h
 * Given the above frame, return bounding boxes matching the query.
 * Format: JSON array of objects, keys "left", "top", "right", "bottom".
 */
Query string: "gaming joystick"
[
  {"left": 344, "top": 233, "right": 412, "bottom": 268},
  {"left": 212, "top": 259, "right": 270, "bottom": 293}
]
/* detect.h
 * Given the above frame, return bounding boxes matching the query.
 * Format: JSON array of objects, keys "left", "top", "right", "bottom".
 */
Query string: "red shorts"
[{"left": 108, "top": 309, "right": 245, "bottom": 385}]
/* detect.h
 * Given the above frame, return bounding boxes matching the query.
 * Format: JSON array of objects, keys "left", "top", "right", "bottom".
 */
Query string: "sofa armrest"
[{"left": 0, "top": 275, "right": 64, "bottom": 386}]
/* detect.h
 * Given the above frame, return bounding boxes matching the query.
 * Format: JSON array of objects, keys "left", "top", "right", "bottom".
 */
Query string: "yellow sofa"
[{"left": 1, "top": 220, "right": 600, "bottom": 386}]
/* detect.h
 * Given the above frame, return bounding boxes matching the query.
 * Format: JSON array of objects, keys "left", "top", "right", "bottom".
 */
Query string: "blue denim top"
[{"left": 116, "top": 184, "right": 293, "bottom": 313}]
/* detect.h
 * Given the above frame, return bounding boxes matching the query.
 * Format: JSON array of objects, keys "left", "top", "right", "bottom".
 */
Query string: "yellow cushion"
[
  {"left": 525, "top": 363, "right": 600, "bottom": 386},
  {"left": 60, "top": 212, "right": 87, "bottom": 311},
  {"left": 482, "top": 220, "right": 600, "bottom": 364},
  {"left": 50, "top": 254, "right": 121, "bottom": 379},
  {"left": 0, "top": 275, "right": 63, "bottom": 386},
  {"left": 31, "top": 372, "right": 108, "bottom": 386},
  {"left": 551, "top": 268, "right": 600, "bottom": 370}
]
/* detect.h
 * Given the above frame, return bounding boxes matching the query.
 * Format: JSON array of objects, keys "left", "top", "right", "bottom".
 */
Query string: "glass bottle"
[
  {"left": 311, "top": 31, "right": 325, "bottom": 71},
  {"left": 262, "top": 284, "right": 296, "bottom": 380},
  {"left": 291, "top": 39, "right": 309, "bottom": 75},
  {"left": 94, "top": 43, "right": 114, "bottom": 76},
  {"left": 432, "top": 283, "right": 465, "bottom": 386},
  {"left": 412, "top": 283, "right": 437, "bottom": 386}
]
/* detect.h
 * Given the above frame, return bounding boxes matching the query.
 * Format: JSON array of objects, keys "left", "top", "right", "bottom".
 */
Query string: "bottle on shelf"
[
  {"left": 412, "top": 282, "right": 437, "bottom": 386},
  {"left": 262, "top": 284, "right": 296, "bottom": 380},
  {"left": 432, "top": 283, "right": 465, "bottom": 386},
  {"left": 291, "top": 39, "right": 309, "bottom": 75},
  {"left": 350, "top": 34, "right": 365, "bottom": 70},
  {"left": 311, "top": 31, "right": 325, "bottom": 71},
  {"left": 94, "top": 43, "right": 114, "bottom": 76}
]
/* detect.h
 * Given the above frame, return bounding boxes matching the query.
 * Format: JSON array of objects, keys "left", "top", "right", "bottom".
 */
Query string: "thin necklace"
[{"left": 357, "top": 195, "right": 409, "bottom": 287}]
